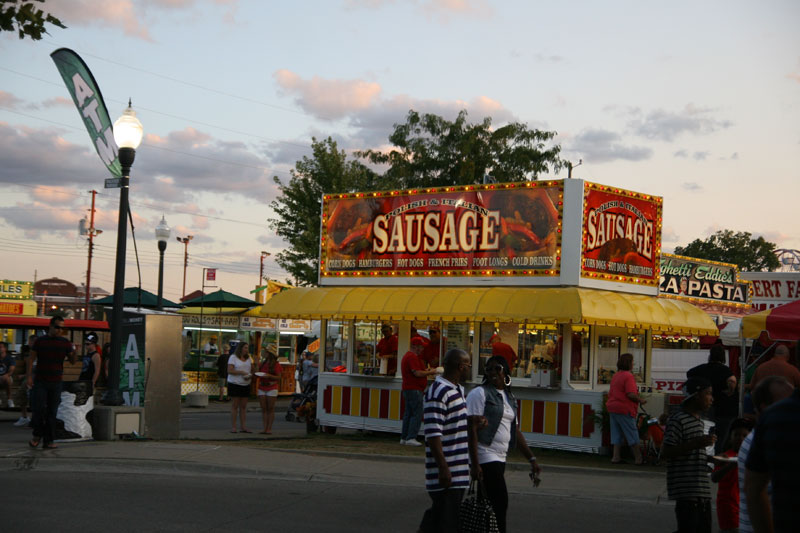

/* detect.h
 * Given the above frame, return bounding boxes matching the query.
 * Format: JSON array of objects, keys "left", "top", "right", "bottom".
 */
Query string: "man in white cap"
[{"left": 79, "top": 332, "right": 102, "bottom": 391}]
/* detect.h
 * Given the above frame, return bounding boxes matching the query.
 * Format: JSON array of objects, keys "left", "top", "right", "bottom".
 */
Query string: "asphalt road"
[{"left": 6, "top": 470, "right": 675, "bottom": 532}]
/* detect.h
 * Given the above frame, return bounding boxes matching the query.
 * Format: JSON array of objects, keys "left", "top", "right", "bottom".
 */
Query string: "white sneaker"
[
  {"left": 7, "top": 399, "right": 14, "bottom": 408},
  {"left": 13, "top": 416, "right": 29, "bottom": 427},
  {"left": 399, "top": 439, "right": 406, "bottom": 445},
  {"left": 405, "top": 439, "right": 422, "bottom": 446}
]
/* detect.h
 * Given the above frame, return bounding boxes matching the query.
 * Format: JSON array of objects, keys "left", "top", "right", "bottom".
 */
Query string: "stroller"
[
  {"left": 636, "top": 406, "right": 665, "bottom": 465},
  {"left": 286, "top": 375, "right": 318, "bottom": 422}
]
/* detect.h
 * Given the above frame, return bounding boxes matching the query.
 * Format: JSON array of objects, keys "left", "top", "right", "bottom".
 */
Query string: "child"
[
  {"left": 711, "top": 418, "right": 753, "bottom": 533},
  {"left": 662, "top": 377, "right": 717, "bottom": 533}
]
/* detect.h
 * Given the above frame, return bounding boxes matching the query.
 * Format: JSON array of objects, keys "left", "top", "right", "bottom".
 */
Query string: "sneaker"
[
  {"left": 7, "top": 399, "right": 14, "bottom": 408},
  {"left": 13, "top": 417, "right": 30, "bottom": 427},
  {"left": 399, "top": 439, "right": 406, "bottom": 445},
  {"left": 405, "top": 439, "right": 422, "bottom": 447}
]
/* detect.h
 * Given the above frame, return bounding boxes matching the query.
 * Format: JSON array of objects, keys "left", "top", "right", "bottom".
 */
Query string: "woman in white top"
[
  {"left": 227, "top": 342, "right": 253, "bottom": 433},
  {"left": 467, "top": 355, "right": 541, "bottom": 533}
]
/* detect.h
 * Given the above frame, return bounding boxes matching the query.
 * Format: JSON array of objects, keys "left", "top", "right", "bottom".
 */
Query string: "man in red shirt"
[
  {"left": 400, "top": 337, "right": 437, "bottom": 446},
  {"left": 750, "top": 344, "right": 800, "bottom": 389},
  {"left": 421, "top": 326, "right": 444, "bottom": 368},
  {"left": 377, "top": 324, "right": 398, "bottom": 376},
  {"left": 490, "top": 334, "right": 517, "bottom": 372}
]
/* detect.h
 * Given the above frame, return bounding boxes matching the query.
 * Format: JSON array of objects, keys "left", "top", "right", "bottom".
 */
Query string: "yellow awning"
[{"left": 251, "top": 286, "right": 717, "bottom": 336}]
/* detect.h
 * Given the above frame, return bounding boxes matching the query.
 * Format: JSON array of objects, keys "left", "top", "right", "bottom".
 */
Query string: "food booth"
[{"left": 258, "top": 179, "right": 716, "bottom": 452}]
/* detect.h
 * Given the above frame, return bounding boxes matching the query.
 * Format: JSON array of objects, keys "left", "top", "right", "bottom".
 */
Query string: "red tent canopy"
[
  {"left": 0, "top": 316, "right": 109, "bottom": 331},
  {"left": 742, "top": 299, "right": 800, "bottom": 341}
]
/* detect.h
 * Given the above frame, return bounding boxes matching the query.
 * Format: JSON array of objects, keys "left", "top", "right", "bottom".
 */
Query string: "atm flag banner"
[{"left": 51, "top": 48, "right": 122, "bottom": 178}]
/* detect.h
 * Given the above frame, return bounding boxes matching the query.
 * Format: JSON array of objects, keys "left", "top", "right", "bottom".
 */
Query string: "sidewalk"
[{"left": 0, "top": 401, "right": 671, "bottom": 505}]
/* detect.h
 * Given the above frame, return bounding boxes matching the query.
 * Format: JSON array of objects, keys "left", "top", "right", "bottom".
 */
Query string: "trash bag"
[{"left": 55, "top": 383, "right": 94, "bottom": 440}]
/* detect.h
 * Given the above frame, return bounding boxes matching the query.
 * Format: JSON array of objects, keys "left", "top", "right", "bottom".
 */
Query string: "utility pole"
[
  {"left": 567, "top": 159, "right": 583, "bottom": 179},
  {"left": 177, "top": 234, "right": 194, "bottom": 300},
  {"left": 81, "top": 190, "right": 101, "bottom": 319}
]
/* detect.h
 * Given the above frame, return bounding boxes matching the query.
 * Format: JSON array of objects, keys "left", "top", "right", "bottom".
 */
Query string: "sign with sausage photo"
[
  {"left": 580, "top": 183, "right": 662, "bottom": 286},
  {"left": 320, "top": 182, "right": 563, "bottom": 281}
]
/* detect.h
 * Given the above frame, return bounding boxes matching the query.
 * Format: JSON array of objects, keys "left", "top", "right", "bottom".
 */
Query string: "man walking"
[
  {"left": 750, "top": 345, "right": 800, "bottom": 389},
  {"left": 27, "top": 316, "right": 76, "bottom": 449},
  {"left": 400, "top": 336, "right": 437, "bottom": 446},
  {"left": 420, "top": 348, "right": 471, "bottom": 532}
]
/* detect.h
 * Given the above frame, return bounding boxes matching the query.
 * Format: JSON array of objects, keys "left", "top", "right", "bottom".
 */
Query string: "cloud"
[
  {"left": 730, "top": 152, "right": 739, "bottom": 160},
  {"left": 566, "top": 128, "right": 653, "bottom": 163},
  {"left": 533, "top": 53, "right": 564, "bottom": 63},
  {"left": 630, "top": 104, "right": 733, "bottom": 142},
  {"left": 41, "top": 97, "right": 74, "bottom": 108},
  {"left": 681, "top": 182, "right": 703, "bottom": 192},
  {"left": 692, "top": 151, "right": 709, "bottom": 161},
  {"left": 0, "top": 91, "right": 25, "bottom": 109},
  {"left": 661, "top": 226, "right": 679, "bottom": 244},
  {"left": 345, "top": 0, "right": 493, "bottom": 20},
  {"left": 673, "top": 149, "right": 688, "bottom": 158},
  {"left": 47, "top": 0, "right": 152, "bottom": 40},
  {"left": 274, "top": 70, "right": 382, "bottom": 120}
]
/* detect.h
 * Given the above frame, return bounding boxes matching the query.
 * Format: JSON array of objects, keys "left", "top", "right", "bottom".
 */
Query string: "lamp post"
[
  {"left": 155, "top": 215, "right": 171, "bottom": 310},
  {"left": 177, "top": 234, "right": 194, "bottom": 300},
  {"left": 104, "top": 100, "right": 143, "bottom": 406}
]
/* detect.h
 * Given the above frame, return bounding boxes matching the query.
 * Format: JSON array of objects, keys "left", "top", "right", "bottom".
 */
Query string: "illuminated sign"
[
  {"left": 239, "top": 317, "right": 311, "bottom": 332},
  {"left": 320, "top": 181, "right": 563, "bottom": 282},
  {"left": 0, "top": 280, "right": 33, "bottom": 300},
  {"left": 659, "top": 254, "right": 749, "bottom": 307},
  {"left": 580, "top": 183, "right": 662, "bottom": 286}
]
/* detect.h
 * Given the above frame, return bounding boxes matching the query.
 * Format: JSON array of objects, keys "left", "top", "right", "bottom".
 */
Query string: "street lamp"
[
  {"left": 177, "top": 234, "right": 194, "bottom": 300},
  {"left": 105, "top": 99, "right": 143, "bottom": 406},
  {"left": 155, "top": 215, "right": 171, "bottom": 310}
]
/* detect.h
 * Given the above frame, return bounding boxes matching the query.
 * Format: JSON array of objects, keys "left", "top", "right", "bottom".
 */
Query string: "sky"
[{"left": 1, "top": 0, "right": 798, "bottom": 304}]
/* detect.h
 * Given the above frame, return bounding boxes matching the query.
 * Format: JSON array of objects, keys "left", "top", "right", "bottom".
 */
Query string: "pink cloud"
[{"left": 274, "top": 69, "right": 382, "bottom": 120}]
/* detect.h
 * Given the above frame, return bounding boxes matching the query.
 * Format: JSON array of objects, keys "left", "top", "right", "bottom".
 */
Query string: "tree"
[
  {"left": 357, "top": 109, "right": 564, "bottom": 188},
  {"left": 268, "top": 137, "right": 386, "bottom": 286},
  {"left": 0, "top": 1, "right": 65, "bottom": 40},
  {"left": 673, "top": 230, "right": 780, "bottom": 272}
]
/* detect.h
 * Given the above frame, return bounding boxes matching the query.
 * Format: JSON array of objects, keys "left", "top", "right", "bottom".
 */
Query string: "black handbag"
[{"left": 459, "top": 480, "right": 499, "bottom": 533}]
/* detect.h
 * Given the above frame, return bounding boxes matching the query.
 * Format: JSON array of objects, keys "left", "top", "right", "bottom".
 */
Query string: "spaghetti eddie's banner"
[{"left": 320, "top": 182, "right": 563, "bottom": 281}]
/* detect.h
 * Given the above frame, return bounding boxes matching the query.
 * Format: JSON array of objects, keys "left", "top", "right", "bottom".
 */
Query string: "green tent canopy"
[
  {"left": 90, "top": 287, "right": 182, "bottom": 309},
  {"left": 181, "top": 289, "right": 257, "bottom": 308}
]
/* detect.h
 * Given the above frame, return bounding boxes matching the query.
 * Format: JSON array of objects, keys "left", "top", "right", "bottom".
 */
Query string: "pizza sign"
[{"left": 581, "top": 183, "right": 662, "bottom": 285}]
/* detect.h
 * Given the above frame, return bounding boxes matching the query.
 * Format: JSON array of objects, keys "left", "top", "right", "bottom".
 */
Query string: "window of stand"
[
  {"left": 324, "top": 320, "right": 349, "bottom": 373},
  {"left": 477, "top": 322, "right": 561, "bottom": 383},
  {"left": 410, "top": 321, "right": 472, "bottom": 370},
  {"left": 566, "top": 326, "right": 590, "bottom": 383},
  {"left": 353, "top": 321, "right": 399, "bottom": 376},
  {"left": 595, "top": 328, "right": 648, "bottom": 385}
]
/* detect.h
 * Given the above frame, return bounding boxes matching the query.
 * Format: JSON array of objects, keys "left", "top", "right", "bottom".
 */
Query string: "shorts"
[
  {"left": 227, "top": 383, "right": 251, "bottom": 398},
  {"left": 257, "top": 389, "right": 278, "bottom": 397},
  {"left": 609, "top": 412, "right": 639, "bottom": 446},
  {"left": 218, "top": 378, "right": 227, "bottom": 389}
]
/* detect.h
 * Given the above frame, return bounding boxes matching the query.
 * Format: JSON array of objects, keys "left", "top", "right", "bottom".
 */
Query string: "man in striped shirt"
[
  {"left": 419, "top": 348, "right": 471, "bottom": 533},
  {"left": 27, "top": 316, "right": 76, "bottom": 449},
  {"left": 662, "top": 377, "right": 717, "bottom": 533}
]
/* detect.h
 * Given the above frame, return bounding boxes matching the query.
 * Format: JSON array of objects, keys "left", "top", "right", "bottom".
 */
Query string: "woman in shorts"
[
  {"left": 257, "top": 344, "right": 282, "bottom": 434},
  {"left": 607, "top": 353, "right": 645, "bottom": 465},
  {"left": 227, "top": 342, "right": 253, "bottom": 433}
]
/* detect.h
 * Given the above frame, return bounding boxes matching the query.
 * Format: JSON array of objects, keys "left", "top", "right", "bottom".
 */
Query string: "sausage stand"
[{"left": 258, "top": 179, "right": 717, "bottom": 452}]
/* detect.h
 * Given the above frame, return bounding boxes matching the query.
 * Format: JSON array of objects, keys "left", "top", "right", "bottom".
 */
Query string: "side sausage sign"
[{"left": 581, "top": 182, "right": 662, "bottom": 286}]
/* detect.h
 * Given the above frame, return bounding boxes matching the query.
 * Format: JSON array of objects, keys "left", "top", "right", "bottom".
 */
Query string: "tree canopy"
[
  {"left": 268, "top": 137, "right": 385, "bottom": 286},
  {"left": 357, "top": 109, "right": 564, "bottom": 188},
  {"left": 673, "top": 230, "right": 780, "bottom": 272},
  {"left": 0, "top": 1, "right": 65, "bottom": 40}
]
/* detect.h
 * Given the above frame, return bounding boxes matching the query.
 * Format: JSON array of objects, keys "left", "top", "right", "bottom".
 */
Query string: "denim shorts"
[{"left": 609, "top": 412, "right": 639, "bottom": 445}]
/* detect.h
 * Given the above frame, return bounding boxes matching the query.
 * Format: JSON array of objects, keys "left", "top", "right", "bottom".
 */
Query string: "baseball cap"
[
  {"left": 85, "top": 332, "right": 98, "bottom": 344},
  {"left": 682, "top": 377, "right": 712, "bottom": 401},
  {"left": 410, "top": 336, "right": 426, "bottom": 347}
]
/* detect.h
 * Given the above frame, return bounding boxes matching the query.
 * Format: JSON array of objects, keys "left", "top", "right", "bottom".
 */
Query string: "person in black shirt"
[
  {"left": 687, "top": 344, "right": 737, "bottom": 454},
  {"left": 78, "top": 332, "right": 101, "bottom": 391}
]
